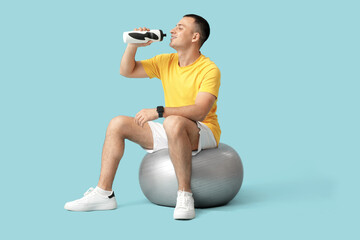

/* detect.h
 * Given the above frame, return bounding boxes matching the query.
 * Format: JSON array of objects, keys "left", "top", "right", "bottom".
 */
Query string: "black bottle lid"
[{"left": 160, "top": 30, "right": 166, "bottom": 41}]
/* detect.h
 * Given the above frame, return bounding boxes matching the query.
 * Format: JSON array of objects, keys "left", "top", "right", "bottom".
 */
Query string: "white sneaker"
[
  {"left": 64, "top": 187, "right": 117, "bottom": 211},
  {"left": 173, "top": 190, "right": 195, "bottom": 220}
]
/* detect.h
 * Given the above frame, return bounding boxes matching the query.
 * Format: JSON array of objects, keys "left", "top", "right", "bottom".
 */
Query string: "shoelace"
[{"left": 84, "top": 187, "right": 95, "bottom": 196}]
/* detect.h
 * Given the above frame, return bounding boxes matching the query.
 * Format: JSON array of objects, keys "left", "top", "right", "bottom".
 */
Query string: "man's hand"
[
  {"left": 128, "top": 27, "right": 153, "bottom": 48},
  {"left": 135, "top": 108, "right": 158, "bottom": 127}
]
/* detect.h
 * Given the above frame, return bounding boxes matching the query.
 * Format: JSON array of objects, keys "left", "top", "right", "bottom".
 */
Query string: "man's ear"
[{"left": 192, "top": 32, "right": 201, "bottom": 43}]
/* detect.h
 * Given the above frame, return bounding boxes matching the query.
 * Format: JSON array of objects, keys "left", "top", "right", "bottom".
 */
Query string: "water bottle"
[{"left": 123, "top": 29, "right": 167, "bottom": 44}]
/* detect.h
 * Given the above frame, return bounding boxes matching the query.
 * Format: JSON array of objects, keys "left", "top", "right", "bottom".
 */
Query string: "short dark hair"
[{"left": 183, "top": 14, "right": 210, "bottom": 48}]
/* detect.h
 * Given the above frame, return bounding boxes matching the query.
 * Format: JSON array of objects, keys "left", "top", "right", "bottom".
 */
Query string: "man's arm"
[
  {"left": 119, "top": 27, "right": 152, "bottom": 78},
  {"left": 163, "top": 92, "right": 216, "bottom": 122},
  {"left": 134, "top": 92, "right": 216, "bottom": 127}
]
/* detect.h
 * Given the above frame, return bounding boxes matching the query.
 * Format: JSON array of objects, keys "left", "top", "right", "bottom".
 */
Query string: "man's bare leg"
[
  {"left": 163, "top": 115, "right": 200, "bottom": 193},
  {"left": 64, "top": 115, "right": 153, "bottom": 211},
  {"left": 97, "top": 115, "right": 154, "bottom": 191}
]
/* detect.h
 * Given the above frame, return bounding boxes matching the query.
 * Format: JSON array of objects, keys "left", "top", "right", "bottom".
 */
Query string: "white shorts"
[{"left": 145, "top": 121, "right": 217, "bottom": 156}]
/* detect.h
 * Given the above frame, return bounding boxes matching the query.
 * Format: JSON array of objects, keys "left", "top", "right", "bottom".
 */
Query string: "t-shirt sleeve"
[
  {"left": 140, "top": 54, "right": 166, "bottom": 79},
  {"left": 199, "top": 67, "right": 221, "bottom": 98}
]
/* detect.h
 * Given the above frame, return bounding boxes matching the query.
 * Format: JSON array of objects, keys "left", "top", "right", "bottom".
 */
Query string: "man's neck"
[{"left": 177, "top": 49, "right": 201, "bottom": 67}]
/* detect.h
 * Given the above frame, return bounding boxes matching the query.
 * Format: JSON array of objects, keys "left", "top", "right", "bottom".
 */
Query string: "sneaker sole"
[
  {"left": 64, "top": 202, "right": 117, "bottom": 212},
  {"left": 173, "top": 211, "right": 195, "bottom": 220}
]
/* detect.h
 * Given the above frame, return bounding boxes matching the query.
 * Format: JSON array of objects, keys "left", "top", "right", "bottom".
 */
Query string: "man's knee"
[
  {"left": 163, "top": 116, "right": 199, "bottom": 150},
  {"left": 163, "top": 115, "right": 194, "bottom": 138},
  {"left": 107, "top": 115, "right": 130, "bottom": 137}
]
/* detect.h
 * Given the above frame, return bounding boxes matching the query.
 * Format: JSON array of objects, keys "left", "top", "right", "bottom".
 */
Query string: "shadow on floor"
[{"left": 196, "top": 176, "right": 337, "bottom": 215}]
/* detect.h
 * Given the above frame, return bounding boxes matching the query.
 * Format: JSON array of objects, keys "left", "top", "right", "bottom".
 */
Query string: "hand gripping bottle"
[{"left": 123, "top": 29, "right": 167, "bottom": 44}]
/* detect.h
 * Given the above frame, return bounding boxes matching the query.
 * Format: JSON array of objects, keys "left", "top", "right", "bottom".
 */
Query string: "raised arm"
[{"left": 120, "top": 27, "right": 152, "bottom": 78}]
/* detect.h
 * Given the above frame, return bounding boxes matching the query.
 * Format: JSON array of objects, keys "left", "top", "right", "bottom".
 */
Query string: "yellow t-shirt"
[{"left": 141, "top": 53, "right": 221, "bottom": 145}]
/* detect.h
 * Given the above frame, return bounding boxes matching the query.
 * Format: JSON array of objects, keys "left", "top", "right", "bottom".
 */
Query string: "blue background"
[{"left": 1, "top": 0, "right": 359, "bottom": 239}]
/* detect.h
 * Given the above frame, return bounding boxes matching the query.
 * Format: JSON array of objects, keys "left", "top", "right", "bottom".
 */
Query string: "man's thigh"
[{"left": 113, "top": 116, "right": 154, "bottom": 150}]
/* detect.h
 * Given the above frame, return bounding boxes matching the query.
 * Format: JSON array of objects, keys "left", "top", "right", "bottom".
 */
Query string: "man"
[{"left": 64, "top": 14, "right": 221, "bottom": 220}]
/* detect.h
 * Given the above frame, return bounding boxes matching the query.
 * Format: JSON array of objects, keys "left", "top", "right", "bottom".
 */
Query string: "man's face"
[{"left": 170, "top": 17, "right": 197, "bottom": 49}]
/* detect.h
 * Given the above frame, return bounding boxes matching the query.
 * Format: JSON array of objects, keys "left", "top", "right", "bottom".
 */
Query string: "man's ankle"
[
  {"left": 95, "top": 186, "right": 113, "bottom": 196},
  {"left": 97, "top": 183, "right": 112, "bottom": 192},
  {"left": 178, "top": 188, "right": 192, "bottom": 193}
]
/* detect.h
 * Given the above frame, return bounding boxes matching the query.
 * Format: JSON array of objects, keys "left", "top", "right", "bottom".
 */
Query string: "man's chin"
[{"left": 169, "top": 42, "right": 176, "bottom": 49}]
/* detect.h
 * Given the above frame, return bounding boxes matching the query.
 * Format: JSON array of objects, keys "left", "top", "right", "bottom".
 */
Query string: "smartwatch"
[{"left": 156, "top": 106, "right": 164, "bottom": 118}]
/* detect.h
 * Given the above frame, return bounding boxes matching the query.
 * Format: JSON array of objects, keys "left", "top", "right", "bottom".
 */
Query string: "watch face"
[
  {"left": 157, "top": 106, "right": 164, "bottom": 112},
  {"left": 157, "top": 106, "right": 164, "bottom": 117}
]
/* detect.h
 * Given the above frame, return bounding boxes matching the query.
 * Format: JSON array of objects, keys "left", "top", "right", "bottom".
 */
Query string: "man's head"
[{"left": 170, "top": 14, "right": 210, "bottom": 50}]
